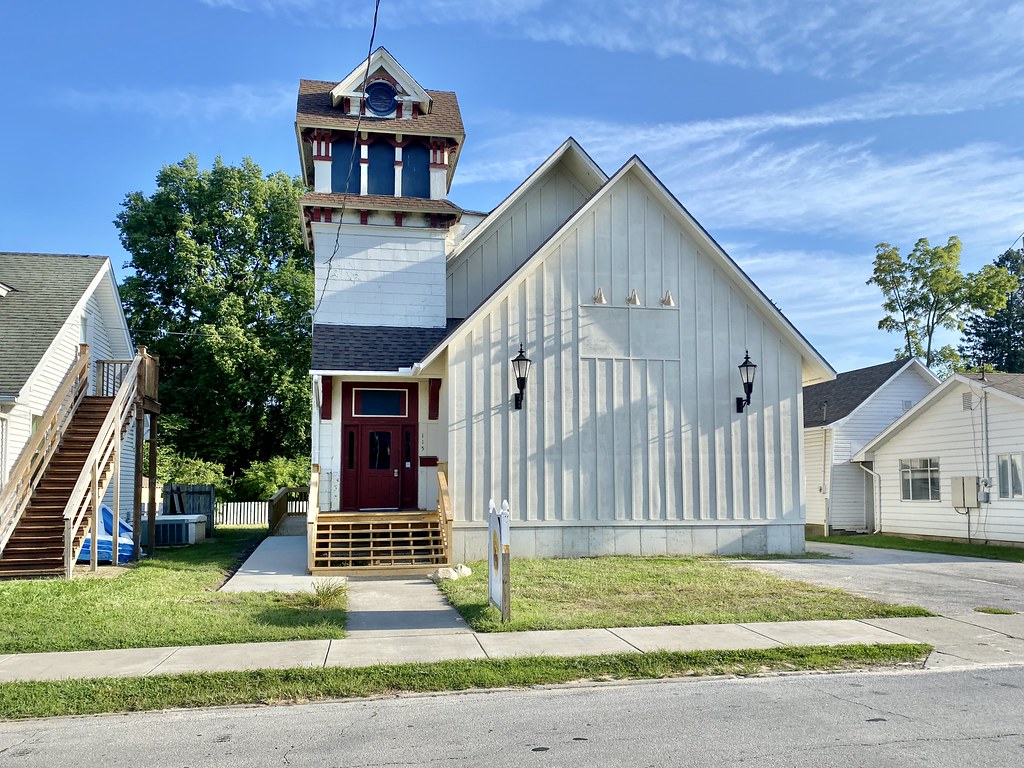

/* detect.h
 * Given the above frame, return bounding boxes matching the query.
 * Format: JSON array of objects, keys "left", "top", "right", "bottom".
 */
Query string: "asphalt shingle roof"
[
  {"left": 0, "top": 253, "right": 106, "bottom": 397},
  {"left": 312, "top": 320, "right": 463, "bottom": 372},
  {"left": 296, "top": 81, "right": 465, "bottom": 138},
  {"left": 961, "top": 372, "right": 1024, "bottom": 401},
  {"left": 803, "top": 358, "right": 912, "bottom": 428}
]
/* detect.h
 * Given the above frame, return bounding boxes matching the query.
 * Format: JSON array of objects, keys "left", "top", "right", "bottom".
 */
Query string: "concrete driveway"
[{"left": 740, "top": 542, "right": 1024, "bottom": 616}]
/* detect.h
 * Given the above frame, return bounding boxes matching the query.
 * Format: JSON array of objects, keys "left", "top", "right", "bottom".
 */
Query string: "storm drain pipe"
[{"left": 859, "top": 463, "right": 883, "bottom": 534}]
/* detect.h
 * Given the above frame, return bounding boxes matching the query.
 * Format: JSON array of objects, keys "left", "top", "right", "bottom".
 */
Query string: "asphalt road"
[
  {"left": 2, "top": 666, "right": 1024, "bottom": 766},
  {"left": 741, "top": 542, "right": 1024, "bottom": 615}
]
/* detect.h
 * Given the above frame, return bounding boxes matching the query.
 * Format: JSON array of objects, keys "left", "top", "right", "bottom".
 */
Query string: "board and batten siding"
[
  {"left": 446, "top": 162, "right": 594, "bottom": 319},
  {"left": 446, "top": 172, "right": 807, "bottom": 559},
  {"left": 803, "top": 427, "right": 831, "bottom": 528},
  {"left": 871, "top": 381, "right": 1024, "bottom": 543}
]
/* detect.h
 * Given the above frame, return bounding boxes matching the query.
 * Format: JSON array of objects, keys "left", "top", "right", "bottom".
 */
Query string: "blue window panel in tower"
[
  {"left": 367, "top": 142, "right": 396, "bottom": 196},
  {"left": 402, "top": 143, "right": 430, "bottom": 199},
  {"left": 331, "top": 140, "right": 360, "bottom": 194}
]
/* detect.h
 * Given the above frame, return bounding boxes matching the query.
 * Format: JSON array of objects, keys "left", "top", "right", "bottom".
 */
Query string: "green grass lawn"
[
  {"left": 0, "top": 527, "right": 346, "bottom": 654},
  {"left": 0, "top": 644, "right": 930, "bottom": 719},
  {"left": 807, "top": 534, "right": 1024, "bottom": 563},
  {"left": 439, "top": 557, "right": 930, "bottom": 632}
]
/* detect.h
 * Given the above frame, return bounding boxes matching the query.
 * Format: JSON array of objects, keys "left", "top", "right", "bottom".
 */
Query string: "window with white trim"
[
  {"left": 997, "top": 453, "right": 1024, "bottom": 499},
  {"left": 900, "top": 458, "right": 940, "bottom": 501}
]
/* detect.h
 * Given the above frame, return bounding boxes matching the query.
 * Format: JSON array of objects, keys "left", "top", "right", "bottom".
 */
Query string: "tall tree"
[
  {"left": 867, "top": 236, "right": 1017, "bottom": 372},
  {"left": 958, "top": 246, "right": 1024, "bottom": 372},
  {"left": 116, "top": 155, "right": 313, "bottom": 473}
]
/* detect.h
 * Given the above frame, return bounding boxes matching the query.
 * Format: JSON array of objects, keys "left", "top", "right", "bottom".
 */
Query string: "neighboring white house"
[
  {"left": 803, "top": 358, "right": 939, "bottom": 535},
  {"left": 299, "top": 49, "right": 835, "bottom": 571},
  {"left": 853, "top": 373, "right": 1024, "bottom": 545}
]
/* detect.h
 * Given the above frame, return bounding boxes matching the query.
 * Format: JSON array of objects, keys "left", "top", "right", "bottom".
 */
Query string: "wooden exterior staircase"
[
  {"left": 0, "top": 345, "right": 160, "bottom": 579},
  {"left": 0, "top": 398, "right": 113, "bottom": 577},
  {"left": 305, "top": 463, "right": 454, "bottom": 575}
]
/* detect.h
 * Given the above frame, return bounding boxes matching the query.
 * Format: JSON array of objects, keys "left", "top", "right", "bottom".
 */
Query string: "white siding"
[
  {"left": 804, "top": 427, "right": 830, "bottom": 526},
  {"left": 447, "top": 172, "right": 807, "bottom": 557},
  {"left": 311, "top": 223, "right": 448, "bottom": 329},
  {"left": 446, "top": 164, "right": 592, "bottom": 318},
  {"left": 816, "top": 364, "right": 938, "bottom": 532},
  {"left": 872, "top": 381, "right": 1024, "bottom": 543}
]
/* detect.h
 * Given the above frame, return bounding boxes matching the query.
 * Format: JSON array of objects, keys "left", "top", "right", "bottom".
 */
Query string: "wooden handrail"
[
  {"left": 269, "top": 485, "right": 307, "bottom": 533},
  {"left": 61, "top": 353, "right": 143, "bottom": 577},
  {"left": 0, "top": 345, "right": 90, "bottom": 555},
  {"left": 437, "top": 464, "right": 453, "bottom": 565},
  {"left": 306, "top": 465, "right": 319, "bottom": 574}
]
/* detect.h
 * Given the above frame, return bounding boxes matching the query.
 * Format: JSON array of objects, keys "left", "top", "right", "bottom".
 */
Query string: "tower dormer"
[{"left": 297, "top": 48, "right": 464, "bottom": 329}]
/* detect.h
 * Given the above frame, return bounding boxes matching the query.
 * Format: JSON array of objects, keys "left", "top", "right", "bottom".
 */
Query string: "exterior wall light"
[
  {"left": 511, "top": 343, "right": 532, "bottom": 410},
  {"left": 736, "top": 351, "right": 757, "bottom": 413}
]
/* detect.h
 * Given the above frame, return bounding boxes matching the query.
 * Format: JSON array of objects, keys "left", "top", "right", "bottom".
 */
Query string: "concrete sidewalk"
[{"left": 1, "top": 613, "right": 1024, "bottom": 683}]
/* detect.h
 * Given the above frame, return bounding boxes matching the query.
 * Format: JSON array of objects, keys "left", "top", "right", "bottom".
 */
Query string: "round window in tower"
[{"left": 365, "top": 81, "right": 397, "bottom": 116}]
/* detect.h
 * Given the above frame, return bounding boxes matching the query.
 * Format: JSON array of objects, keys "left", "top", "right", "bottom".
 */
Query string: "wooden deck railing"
[
  {"left": 437, "top": 461, "right": 453, "bottom": 563},
  {"left": 269, "top": 485, "right": 309, "bottom": 534},
  {"left": 0, "top": 345, "right": 91, "bottom": 556},
  {"left": 307, "top": 464, "right": 320, "bottom": 573},
  {"left": 61, "top": 352, "right": 144, "bottom": 578}
]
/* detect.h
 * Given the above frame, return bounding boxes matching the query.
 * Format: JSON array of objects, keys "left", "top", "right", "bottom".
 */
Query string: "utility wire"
[{"left": 311, "top": 0, "right": 383, "bottom": 323}]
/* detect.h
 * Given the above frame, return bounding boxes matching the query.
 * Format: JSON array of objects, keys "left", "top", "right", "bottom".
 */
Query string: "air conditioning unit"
[{"left": 140, "top": 514, "right": 208, "bottom": 547}]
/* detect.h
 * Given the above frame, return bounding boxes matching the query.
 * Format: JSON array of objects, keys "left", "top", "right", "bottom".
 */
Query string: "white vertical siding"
[
  {"left": 803, "top": 427, "right": 830, "bottom": 526},
  {"left": 446, "top": 164, "right": 592, "bottom": 318},
  {"left": 872, "top": 381, "right": 1024, "bottom": 543},
  {"left": 447, "top": 172, "right": 807, "bottom": 555}
]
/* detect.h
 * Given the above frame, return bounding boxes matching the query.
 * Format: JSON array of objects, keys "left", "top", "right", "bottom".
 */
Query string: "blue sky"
[{"left": 2, "top": 0, "right": 1023, "bottom": 372}]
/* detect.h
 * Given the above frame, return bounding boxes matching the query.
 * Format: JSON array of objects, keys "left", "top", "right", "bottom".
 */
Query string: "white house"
[
  {"left": 0, "top": 252, "right": 153, "bottom": 577},
  {"left": 853, "top": 373, "right": 1024, "bottom": 545},
  {"left": 803, "top": 358, "right": 939, "bottom": 535},
  {"left": 299, "top": 49, "right": 835, "bottom": 572}
]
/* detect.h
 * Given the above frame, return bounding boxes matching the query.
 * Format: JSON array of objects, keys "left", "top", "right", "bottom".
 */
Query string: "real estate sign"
[{"left": 487, "top": 499, "right": 511, "bottom": 622}]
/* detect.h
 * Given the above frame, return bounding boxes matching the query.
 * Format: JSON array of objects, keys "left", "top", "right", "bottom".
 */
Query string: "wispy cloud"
[
  {"left": 197, "top": 0, "right": 1024, "bottom": 77},
  {"left": 57, "top": 83, "right": 295, "bottom": 122}
]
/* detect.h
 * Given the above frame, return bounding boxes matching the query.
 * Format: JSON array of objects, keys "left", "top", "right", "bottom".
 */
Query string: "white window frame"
[
  {"left": 997, "top": 453, "right": 1024, "bottom": 499},
  {"left": 899, "top": 458, "right": 941, "bottom": 501}
]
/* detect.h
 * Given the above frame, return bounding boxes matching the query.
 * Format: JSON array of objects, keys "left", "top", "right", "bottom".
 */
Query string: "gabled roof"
[
  {"left": 853, "top": 372, "right": 1024, "bottom": 461},
  {"left": 445, "top": 137, "right": 606, "bottom": 269},
  {"left": 330, "top": 47, "right": 432, "bottom": 114},
  {"left": 418, "top": 153, "right": 834, "bottom": 384},
  {"left": 297, "top": 82, "right": 464, "bottom": 138},
  {"left": 0, "top": 253, "right": 107, "bottom": 397},
  {"left": 312, "top": 320, "right": 463, "bottom": 374},
  {"left": 803, "top": 358, "right": 923, "bottom": 427}
]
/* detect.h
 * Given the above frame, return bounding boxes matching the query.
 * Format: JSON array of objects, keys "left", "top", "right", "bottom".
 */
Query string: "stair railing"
[
  {"left": 0, "top": 345, "right": 91, "bottom": 557},
  {"left": 437, "top": 462, "right": 453, "bottom": 564},
  {"left": 307, "top": 464, "right": 320, "bottom": 573},
  {"left": 61, "top": 352, "right": 143, "bottom": 578}
]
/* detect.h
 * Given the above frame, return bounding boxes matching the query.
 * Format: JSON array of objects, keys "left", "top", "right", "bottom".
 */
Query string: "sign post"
[{"left": 487, "top": 499, "right": 511, "bottom": 622}]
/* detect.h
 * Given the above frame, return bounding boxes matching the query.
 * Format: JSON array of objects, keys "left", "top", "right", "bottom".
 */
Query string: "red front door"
[{"left": 359, "top": 426, "right": 401, "bottom": 509}]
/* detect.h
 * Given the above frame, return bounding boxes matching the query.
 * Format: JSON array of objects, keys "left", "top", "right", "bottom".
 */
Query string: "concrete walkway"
[
  {"left": 1, "top": 613, "right": 1024, "bottom": 683},
  {"left": 4, "top": 538, "right": 1023, "bottom": 684}
]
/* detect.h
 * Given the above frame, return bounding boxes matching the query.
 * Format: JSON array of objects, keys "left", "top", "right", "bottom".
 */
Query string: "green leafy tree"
[
  {"left": 234, "top": 456, "right": 311, "bottom": 501},
  {"left": 867, "top": 236, "right": 1017, "bottom": 372},
  {"left": 144, "top": 444, "right": 233, "bottom": 501},
  {"left": 116, "top": 156, "right": 313, "bottom": 474},
  {"left": 959, "top": 246, "right": 1024, "bottom": 372}
]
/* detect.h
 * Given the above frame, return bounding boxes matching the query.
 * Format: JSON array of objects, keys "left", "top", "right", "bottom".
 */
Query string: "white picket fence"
[
  {"left": 215, "top": 500, "right": 308, "bottom": 526},
  {"left": 142, "top": 500, "right": 307, "bottom": 526}
]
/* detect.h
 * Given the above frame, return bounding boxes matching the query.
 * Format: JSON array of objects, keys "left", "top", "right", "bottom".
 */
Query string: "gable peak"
[{"left": 330, "top": 47, "right": 431, "bottom": 114}]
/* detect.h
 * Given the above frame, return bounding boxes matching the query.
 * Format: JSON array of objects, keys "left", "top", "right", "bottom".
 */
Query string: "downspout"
[
  {"left": 821, "top": 426, "right": 830, "bottom": 537},
  {"left": 860, "top": 463, "right": 883, "bottom": 534}
]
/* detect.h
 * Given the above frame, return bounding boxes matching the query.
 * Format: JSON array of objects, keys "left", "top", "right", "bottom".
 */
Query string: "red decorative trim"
[
  {"left": 397, "top": 102, "right": 403, "bottom": 119},
  {"left": 310, "top": 207, "right": 322, "bottom": 223},
  {"left": 359, "top": 157, "right": 369, "bottom": 164},
  {"left": 360, "top": 210, "right": 369, "bottom": 225},
  {"left": 429, "top": 163, "right": 446, "bottom": 170},
  {"left": 412, "top": 103, "right": 419, "bottom": 118},
  {"left": 320, "top": 378, "right": 333, "bottom": 420},
  {"left": 394, "top": 161, "right": 403, "bottom": 167},
  {"left": 419, "top": 456, "right": 438, "bottom": 468},
  {"left": 323, "top": 208, "right": 332, "bottom": 223},
  {"left": 428, "top": 378, "right": 441, "bottom": 420},
  {"left": 394, "top": 212, "right": 403, "bottom": 227}
]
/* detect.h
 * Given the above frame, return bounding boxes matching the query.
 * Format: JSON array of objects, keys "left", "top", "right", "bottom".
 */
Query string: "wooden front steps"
[
  {"left": 0, "top": 397, "right": 113, "bottom": 578},
  {"left": 311, "top": 511, "right": 449, "bottom": 576}
]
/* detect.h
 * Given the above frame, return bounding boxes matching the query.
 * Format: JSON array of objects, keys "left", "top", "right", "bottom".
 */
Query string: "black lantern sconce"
[
  {"left": 736, "top": 351, "right": 757, "bottom": 413},
  {"left": 511, "top": 343, "right": 532, "bottom": 410}
]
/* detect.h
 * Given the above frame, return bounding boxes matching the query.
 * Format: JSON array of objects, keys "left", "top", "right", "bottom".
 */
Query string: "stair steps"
[
  {"left": 0, "top": 396, "right": 114, "bottom": 579},
  {"left": 311, "top": 511, "right": 449, "bottom": 575}
]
